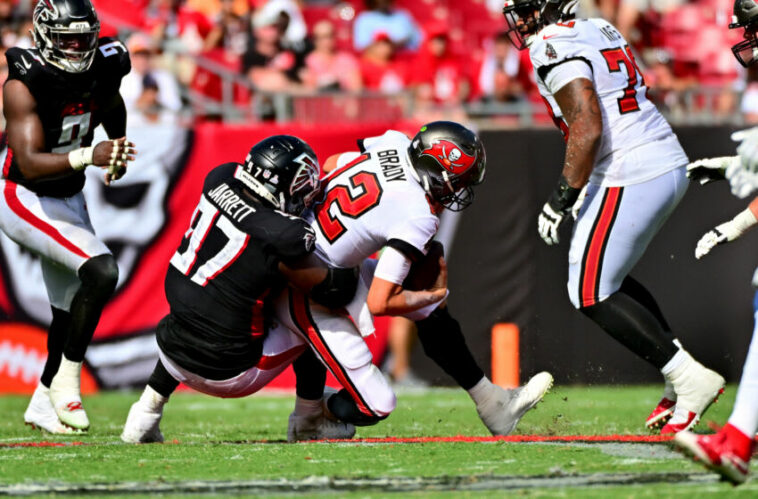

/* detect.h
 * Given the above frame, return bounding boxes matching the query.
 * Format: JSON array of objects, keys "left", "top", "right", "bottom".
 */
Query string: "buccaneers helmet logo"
[{"left": 420, "top": 140, "right": 477, "bottom": 174}]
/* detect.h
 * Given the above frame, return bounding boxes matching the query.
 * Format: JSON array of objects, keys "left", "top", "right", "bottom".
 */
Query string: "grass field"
[{"left": 0, "top": 385, "right": 756, "bottom": 497}]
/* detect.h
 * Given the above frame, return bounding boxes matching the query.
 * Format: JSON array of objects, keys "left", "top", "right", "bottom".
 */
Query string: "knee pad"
[{"left": 78, "top": 254, "right": 118, "bottom": 296}]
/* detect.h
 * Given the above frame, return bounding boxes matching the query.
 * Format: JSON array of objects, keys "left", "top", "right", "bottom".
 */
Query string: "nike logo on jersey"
[
  {"left": 543, "top": 34, "right": 559, "bottom": 40},
  {"left": 20, "top": 55, "right": 32, "bottom": 69},
  {"left": 377, "top": 149, "right": 407, "bottom": 182}
]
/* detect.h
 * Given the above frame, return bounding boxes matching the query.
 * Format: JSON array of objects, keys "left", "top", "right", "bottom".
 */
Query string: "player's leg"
[
  {"left": 121, "top": 359, "right": 179, "bottom": 444},
  {"left": 568, "top": 168, "right": 724, "bottom": 432},
  {"left": 673, "top": 288, "right": 758, "bottom": 484},
  {"left": 282, "top": 289, "right": 396, "bottom": 427},
  {"left": 0, "top": 184, "right": 115, "bottom": 431},
  {"left": 415, "top": 305, "right": 552, "bottom": 435}
]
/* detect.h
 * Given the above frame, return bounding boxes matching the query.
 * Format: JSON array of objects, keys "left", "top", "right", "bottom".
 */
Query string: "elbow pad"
[{"left": 310, "top": 267, "right": 359, "bottom": 309}]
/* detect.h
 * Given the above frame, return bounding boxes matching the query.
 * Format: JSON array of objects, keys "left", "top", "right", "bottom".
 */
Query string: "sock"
[
  {"left": 51, "top": 356, "right": 82, "bottom": 391},
  {"left": 63, "top": 255, "right": 118, "bottom": 362},
  {"left": 467, "top": 377, "right": 498, "bottom": 407},
  {"left": 147, "top": 360, "right": 179, "bottom": 398},
  {"left": 728, "top": 292, "right": 758, "bottom": 436},
  {"left": 294, "top": 396, "right": 322, "bottom": 417},
  {"left": 40, "top": 307, "right": 70, "bottom": 388},
  {"left": 415, "top": 306, "right": 485, "bottom": 391},
  {"left": 139, "top": 386, "right": 169, "bottom": 412},
  {"left": 661, "top": 349, "right": 690, "bottom": 377},
  {"left": 580, "top": 290, "right": 679, "bottom": 369},
  {"left": 293, "top": 349, "right": 327, "bottom": 401}
]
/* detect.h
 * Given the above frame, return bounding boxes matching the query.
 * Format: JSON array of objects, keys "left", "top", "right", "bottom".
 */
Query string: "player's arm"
[
  {"left": 538, "top": 75, "right": 602, "bottom": 245},
  {"left": 3, "top": 80, "right": 135, "bottom": 182},
  {"left": 279, "top": 254, "right": 358, "bottom": 308},
  {"left": 100, "top": 92, "right": 127, "bottom": 139},
  {"left": 694, "top": 196, "right": 758, "bottom": 259},
  {"left": 366, "top": 245, "right": 447, "bottom": 317}
]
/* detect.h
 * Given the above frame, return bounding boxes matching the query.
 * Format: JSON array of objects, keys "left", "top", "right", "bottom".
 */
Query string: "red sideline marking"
[
  {"left": 313, "top": 435, "right": 675, "bottom": 444},
  {"left": 0, "top": 441, "right": 84, "bottom": 448}
]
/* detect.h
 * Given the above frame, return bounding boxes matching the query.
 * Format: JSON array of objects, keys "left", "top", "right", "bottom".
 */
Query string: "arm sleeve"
[
  {"left": 272, "top": 221, "right": 317, "bottom": 262},
  {"left": 543, "top": 59, "right": 594, "bottom": 95},
  {"left": 373, "top": 246, "right": 412, "bottom": 285}
]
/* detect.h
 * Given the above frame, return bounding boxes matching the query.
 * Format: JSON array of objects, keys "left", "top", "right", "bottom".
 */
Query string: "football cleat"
[
  {"left": 48, "top": 358, "right": 90, "bottom": 431},
  {"left": 646, "top": 397, "right": 676, "bottom": 430},
  {"left": 24, "top": 384, "right": 81, "bottom": 435},
  {"left": 674, "top": 424, "right": 754, "bottom": 484},
  {"left": 121, "top": 401, "right": 164, "bottom": 444},
  {"left": 477, "top": 371, "right": 553, "bottom": 436},
  {"left": 288, "top": 387, "right": 356, "bottom": 442},
  {"left": 661, "top": 359, "right": 725, "bottom": 434}
]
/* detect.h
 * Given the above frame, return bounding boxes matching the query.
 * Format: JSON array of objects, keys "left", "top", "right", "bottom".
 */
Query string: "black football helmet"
[
  {"left": 408, "top": 122, "right": 486, "bottom": 212},
  {"left": 502, "top": 0, "right": 577, "bottom": 50},
  {"left": 32, "top": 0, "right": 101, "bottom": 73},
  {"left": 236, "top": 135, "right": 321, "bottom": 216},
  {"left": 730, "top": 0, "right": 758, "bottom": 67}
]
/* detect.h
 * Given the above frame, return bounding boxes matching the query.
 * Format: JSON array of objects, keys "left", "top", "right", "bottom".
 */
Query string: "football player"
[
  {"left": 121, "top": 136, "right": 361, "bottom": 443},
  {"left": 673, "top": 0, "right": 758, "bottom": 484},
  {"left": 1, "top": 0, "right": 135, "bottom": 433},
  {"left": 273, "top": 121, "right": 553, "bottom": 434},
  {"left": 501, "top": 0, "right": 724, "bottom": 433}
]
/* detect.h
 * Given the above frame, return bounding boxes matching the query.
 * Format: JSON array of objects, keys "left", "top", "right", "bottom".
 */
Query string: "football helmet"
[
  {"left": 502, "top": 0, "right": 577, "bottom": 50},
  {"left": 32, "top": 0, "right": 101, "bottom": 73},
  {"left": 408, "top": 121, "right": 486, "bottom": 212},
  {"left": 730, "top": 0, "right": 758, "bottom": 67},
  {"left": 236, "top": 135, "right": 321, "bottom": 216}
]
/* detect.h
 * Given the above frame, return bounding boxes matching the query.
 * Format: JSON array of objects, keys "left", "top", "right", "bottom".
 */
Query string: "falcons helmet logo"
[{"left": 420, "top": 139, "right": 478, "bottom": 174}]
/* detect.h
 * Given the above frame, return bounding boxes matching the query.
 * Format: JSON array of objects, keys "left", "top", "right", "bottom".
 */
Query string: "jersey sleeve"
[
  {"left": 5, "top": 48, "right": 42, "bottom": 90},
  {"left": 385, "top": 213, "right": 439, "bottom": 262},
  {"left": 96, "top": 37, "right": 131, "bottom": 82},
  {"left": 529, "top": 24, "right": 591, "bottom": 85},
  {"left": 268, "top": 216, "right": 317, "bottom": 263},
  {"left": 543, "top": 59, "right": 594, "bottom": 94}
]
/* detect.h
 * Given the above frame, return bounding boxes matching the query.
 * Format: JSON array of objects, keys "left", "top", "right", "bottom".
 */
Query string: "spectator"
[
  {"left": 303, "top": 20, "right": 362, "bottom": 92},
  {"left": 353, "top": 0, "right": 422, "bottom": 52},
  {"left": 204, "top": 0, "right": 250, "bottom": 56},
  {"left": 128, "top": 73, "right": 178, "bottom": 126},
  {"left": 253, "top": 0, "right": 308, "bottom": 54},
  {"left": 477, "top": 32, "right": 530, "bottom": 103},
  {"left": 411, "top": 26, "right": 469, "bottom": 105},
  {"left": 359, "top": 33, "right": 407, "bottom": 94},
  {"left": 742, "top": 65, "right": 758, "bottom": 125},
  {"left": 243, "top": 24, "right": 303, "bottom": 93},
  {"left": 144, "top": 0, "right": 213, "bottom": 55},
  {"left": 616, "top": 0, "right": 685, "bottom": 45},
  {"left": 120, "top": 33, "right": 183, "bottom": 114}
]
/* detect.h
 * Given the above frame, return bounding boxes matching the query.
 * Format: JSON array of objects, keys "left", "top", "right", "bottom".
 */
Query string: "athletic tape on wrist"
[{"left": 68, "top": 147, "right": 94, "bottom": 171}]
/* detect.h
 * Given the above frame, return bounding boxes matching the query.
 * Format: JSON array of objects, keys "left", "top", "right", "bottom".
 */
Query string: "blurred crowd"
[{"left": 0, "top": 0, "right": 754, "bottom": 124}]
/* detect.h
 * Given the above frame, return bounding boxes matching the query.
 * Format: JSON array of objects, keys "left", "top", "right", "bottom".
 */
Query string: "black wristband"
[{"left": 547, "top": 176, "right": 581, "bottom": 213}]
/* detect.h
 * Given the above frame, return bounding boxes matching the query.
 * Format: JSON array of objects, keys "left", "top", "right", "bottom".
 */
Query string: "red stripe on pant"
[
  {"left": 290, "top": 291, "right": 374, "bottom": 417},
  {"left": 256, "top": 344, "right": 307, "bottom": 371},
  {"left": 580, "top": 187, "right": 622, "bottom": 307},
  {"left": 3, "top": 180, "right": 91, "bottom": 260}
]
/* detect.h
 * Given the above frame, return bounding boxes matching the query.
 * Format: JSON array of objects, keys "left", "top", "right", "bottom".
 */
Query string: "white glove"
[
  {"left": 725, "top": 159, "right": 758, "bottom": 199},
  {"left": 694, "top": 208, "right": 758, "bottom": 259},
  {"left": 571, "top": 184, "right": 588, "bottom": 220},
  {"left": 538, "top": 202, "right": 565, "bottom": 245},
  {"left": 686, "top": 156, "right": 737, "bottom": 185},
  {"left": 733, "top": 127, "right": 758, "bottom": 173}
]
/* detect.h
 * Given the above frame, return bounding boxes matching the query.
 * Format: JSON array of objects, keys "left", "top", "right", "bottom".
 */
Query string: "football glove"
[
  {"left": 538, "top": 176, "right": 581, "bottom": 246},
  {"left": 695, "top": 208, "right": 758, "bottom": 259},
  {"left": 733, "top": 127, "right": 758, "bottom": 173},
  {"left": 105, "top": 139, "right": 136, "bottom": 186},
  {"left": 725, "top": 159, "right": 758, "bottom": 199},
  {"left": 686, "top": 156, "right": 737, "bottom": 185}
]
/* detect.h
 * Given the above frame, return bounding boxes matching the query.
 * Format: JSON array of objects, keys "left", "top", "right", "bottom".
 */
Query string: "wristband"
[
  {"left": 728, "top": 208, "right": 758, "bottom": 240},
  {"left": 547, "top": 176, "right": 581, "bottom": 213},
  {"left": 68, "top": 147, "right": 94, "bottom": 171}
]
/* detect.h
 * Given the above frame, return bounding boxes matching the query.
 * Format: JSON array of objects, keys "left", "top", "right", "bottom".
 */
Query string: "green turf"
[{"left": 0, "top": 385, "right": 755, "bottom": 497}]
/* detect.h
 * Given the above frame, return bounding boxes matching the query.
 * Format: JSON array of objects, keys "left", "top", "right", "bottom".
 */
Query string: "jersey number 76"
[{"left": 600, "top": 45, "right": 645, "bottom": 115}]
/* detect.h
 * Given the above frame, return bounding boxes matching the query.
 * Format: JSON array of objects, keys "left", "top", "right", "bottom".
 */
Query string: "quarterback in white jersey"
[
  {"left": 276, "top": 121, "right": 553, "bottom": 433},
  {"left": 503, "top": 0, "right": 724, "bottom": 434}
]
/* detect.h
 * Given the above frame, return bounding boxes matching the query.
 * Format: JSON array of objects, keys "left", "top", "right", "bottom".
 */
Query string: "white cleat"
[
  {"left": 121, "top": 401, "right": 164, "bottom": 444},
  {"left": 48, "top": 358, "right": 89, "bottom": 431},
  {"left": 661, "top": 355, "right": 725, "bottom": 435},
  {"left": 287, "top": 387, "right": 356, "bottom": 442},
  {"left": 24, "top": 384, "right": 81, "bottom": 435},
  {"left": 477, "top": 372, "right": 554, "bottom": 436}
]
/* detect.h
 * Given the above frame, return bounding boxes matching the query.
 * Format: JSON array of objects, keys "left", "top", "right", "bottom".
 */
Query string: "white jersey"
[
  {"left": 306, "top": 130, "right": 439, "bottom": 268},
  {"left": 529, "top": 18, "right": 689, "bottom": 187}
]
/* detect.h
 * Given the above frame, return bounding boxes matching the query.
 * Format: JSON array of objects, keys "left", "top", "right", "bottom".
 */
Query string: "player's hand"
[
  {"left": 733, "top": 127, "right": 758, "bottom": 173},
  {"left": 686, "top": 156, "right": 737, "bottom": 185},
  {"left": 427, "top": 255, "right": 448, "bottom": 299},
  {"left": 538, "top": 202, "right": 565, "bottom": 245},
  {"left": 725, "top": 159, "right": 758, "bottom": 199},
  {"left": 695, "top": 227, "right": 728, "bottom": 259},
  {"left": 93, "top": 138, "right": 137, "bottom": 186}
]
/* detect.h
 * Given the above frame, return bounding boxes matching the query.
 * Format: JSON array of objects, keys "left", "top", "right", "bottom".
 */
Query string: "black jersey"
[
  {"left": 159, "top": 162, "right": 316, "bottom": 379},
  {"left": 2, "top": 37, "right": 131, "bottom": 198}
]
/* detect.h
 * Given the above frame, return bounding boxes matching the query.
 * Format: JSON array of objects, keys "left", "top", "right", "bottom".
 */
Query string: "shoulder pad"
[
  {"left": 204, "top": 163, "right": 239, "bottom": 192},
  {"left": 529, "top": 24, "right": 583, "bottom": 70},
  {"left": 94, "top": 37, "right": 131, "bottom": 79},
  {"left": 6, "top": 48, "right": 47, "bottom": 84}
]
